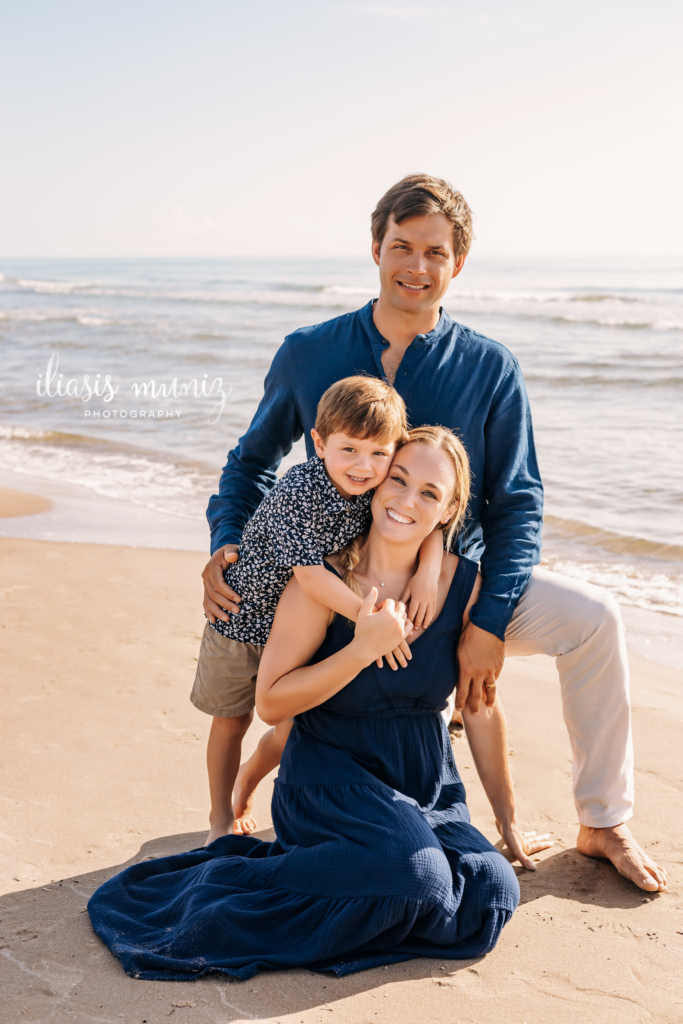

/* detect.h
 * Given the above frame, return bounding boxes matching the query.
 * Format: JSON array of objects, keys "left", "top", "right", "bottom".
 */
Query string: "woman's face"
[{"left": 371, "top": 442, "right": 456, "bottom": 545}]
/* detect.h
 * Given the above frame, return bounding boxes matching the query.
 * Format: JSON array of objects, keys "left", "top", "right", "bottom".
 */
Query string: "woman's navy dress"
[{"left": 88, "top": 557, "right": 519, "bottom": 980}]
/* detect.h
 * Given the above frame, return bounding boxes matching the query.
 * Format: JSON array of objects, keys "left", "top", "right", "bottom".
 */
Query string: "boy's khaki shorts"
[{"left": 190, "top": 622, "right": 265, "bottom": 718}]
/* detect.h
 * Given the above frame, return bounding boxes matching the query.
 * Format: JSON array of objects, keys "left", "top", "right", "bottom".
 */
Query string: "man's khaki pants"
[{"left": 504, "top": 567, "right": 633, "bottom": 829}]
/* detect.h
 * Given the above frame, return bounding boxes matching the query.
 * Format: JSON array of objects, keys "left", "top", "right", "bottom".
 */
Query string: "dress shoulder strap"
[{"left": 437, "top": 554, "right": 478, "bottom": 632}]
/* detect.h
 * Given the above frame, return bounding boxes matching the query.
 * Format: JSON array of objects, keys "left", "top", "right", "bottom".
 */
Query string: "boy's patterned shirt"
[{"left": 210, "top": 455, "right": 372, "bottom": 646}]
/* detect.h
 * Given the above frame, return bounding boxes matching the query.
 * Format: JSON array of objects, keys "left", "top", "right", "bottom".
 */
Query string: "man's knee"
[
  {"left": 521, "top": 568, "right": 624, "bottom": 648},
  {"left": 588, "top": 588, "right": 624, "bottom": 641}
]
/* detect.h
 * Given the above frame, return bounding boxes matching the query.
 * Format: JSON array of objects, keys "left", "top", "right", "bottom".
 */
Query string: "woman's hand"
[
  {"left": 376, "top": 601, "right": 414, "bottom": 669},
  {"left": 496, "top": 819, "right": 554, "bottom": 871},
  {"left": 353, "top": 589, "right": 409, "bottom": 666}
]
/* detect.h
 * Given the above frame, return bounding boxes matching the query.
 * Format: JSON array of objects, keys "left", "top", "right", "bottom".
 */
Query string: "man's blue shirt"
[{"left": 207, "top": 300, "right": 543, "bottom": 640}]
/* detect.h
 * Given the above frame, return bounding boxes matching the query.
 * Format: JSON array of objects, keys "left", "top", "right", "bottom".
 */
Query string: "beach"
[
  {"left": 2, "top": 254, "right": 682, "bottom": 1021},
  {"left": 2, "top": 255, "right": 682, "bottom": 659},
  {"left": 2, "top": 526, "right": 682, "bottom": 1023}
]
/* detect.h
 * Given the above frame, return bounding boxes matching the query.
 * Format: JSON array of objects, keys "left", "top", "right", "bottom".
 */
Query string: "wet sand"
[
  {"left": 0, "top": 486, "right": 52, "bottom": 517},
  {"left": 1, "top": 536, "right": 682, "bottom": 1024}
]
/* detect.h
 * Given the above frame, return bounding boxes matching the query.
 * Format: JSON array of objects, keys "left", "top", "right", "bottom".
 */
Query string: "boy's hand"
[
  {"left": 401, "top": 576, "right": 437, "bottom": 631},
  {"left": 202, "top": 545, "right": 242, "bottom": 623}
]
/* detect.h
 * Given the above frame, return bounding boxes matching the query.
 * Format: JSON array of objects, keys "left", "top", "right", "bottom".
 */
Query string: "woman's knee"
[{"left": 462, "top": 850, "right": 520, "bottom": 911}]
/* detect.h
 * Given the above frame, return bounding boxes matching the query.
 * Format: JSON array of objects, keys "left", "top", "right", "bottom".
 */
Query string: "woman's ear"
[
  {"left": 441, "top": 502, "right": 458, "bottom": 525},
  {"left": 311, "top": 428, "right": 326, "bottom": 459}
]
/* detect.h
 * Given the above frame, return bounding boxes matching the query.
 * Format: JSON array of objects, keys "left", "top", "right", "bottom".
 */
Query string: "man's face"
[{"left": 372, "top": 213, "right": 466, "bottom": 315}]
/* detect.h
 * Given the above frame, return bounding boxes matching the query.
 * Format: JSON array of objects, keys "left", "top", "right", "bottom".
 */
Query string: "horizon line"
[{"left": 1, "top": 253, "right": 682, "bottom": 261}]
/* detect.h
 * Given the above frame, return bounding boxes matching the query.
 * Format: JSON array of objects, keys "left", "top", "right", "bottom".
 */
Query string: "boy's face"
[{"left": 311, "top": 429, "right": 397, "bottom": 500}]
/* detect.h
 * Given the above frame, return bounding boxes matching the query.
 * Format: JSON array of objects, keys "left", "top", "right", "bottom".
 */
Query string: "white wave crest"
[
  {"left": 543, "top": 556, "right": 683, "bottom": 618},
  {"left": 0, "top": 436, "right": 215, "bottom": 521}
]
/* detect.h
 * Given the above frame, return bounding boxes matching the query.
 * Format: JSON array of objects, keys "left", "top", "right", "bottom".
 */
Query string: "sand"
[
  {"left": 1, "top": 534, "right": 682, "bottom": 1024},
  {"left": 0, "top": 487, "right": 52, "bottom": 518}
]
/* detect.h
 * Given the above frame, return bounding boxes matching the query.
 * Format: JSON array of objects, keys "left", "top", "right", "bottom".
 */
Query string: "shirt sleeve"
[
  {"left": 267, "top": 484, "right": 326, "bottom": 568},
  {"left": 466, "top": 359, "right": 544, "bottom": 641},
  {"left": 206, "top": 341, "right": 303, "bottom": 554}
]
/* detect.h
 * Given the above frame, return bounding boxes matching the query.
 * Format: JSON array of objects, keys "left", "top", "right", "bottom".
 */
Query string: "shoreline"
[
  {"left": 2, "top": 471, "right": 681, "bottom": 669},
  {"left": 0, "top": 467, "right": 209, "bottom": 551},
  {"left": 1, "top": 534, "right": 681, "bottom": 1022}
]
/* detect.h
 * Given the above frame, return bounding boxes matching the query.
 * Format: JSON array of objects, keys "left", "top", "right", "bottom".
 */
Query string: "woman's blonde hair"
[
  {"left": 403, "top": 425, "right": 471, "bottom": 549},
  {"left": 336, "top": 425, "right": 471, "bottom": 600}
]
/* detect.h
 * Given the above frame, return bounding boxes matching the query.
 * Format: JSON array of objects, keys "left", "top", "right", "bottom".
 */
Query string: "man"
[{"left": 203, "top": 173, "right": 666, "bottom": 892}]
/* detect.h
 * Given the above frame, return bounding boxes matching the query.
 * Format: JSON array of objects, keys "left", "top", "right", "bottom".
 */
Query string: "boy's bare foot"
[
  {"left": 233, "top": 814, "right": 257, "bottom": 835},
  {"left": 577, "top": 823, "right": 667, "bottom": 892},
  {"left": 232, "top": 766, "right": 258, "bottom": 835},
  {"left": 205, "top": 818, "right": 234, "bottom": 846},
  {"left": 449, "top": 707, "right": 464, "bottom": 733}
]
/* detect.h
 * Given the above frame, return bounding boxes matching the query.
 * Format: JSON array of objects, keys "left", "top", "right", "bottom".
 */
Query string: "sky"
[{"left": 1, "top": 0, "right": 682, "bottom": 258}]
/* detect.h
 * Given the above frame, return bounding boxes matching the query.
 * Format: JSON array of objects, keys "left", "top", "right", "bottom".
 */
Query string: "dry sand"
[{"left": 1, "top": 534, "right": 682, "bottom": 1024}]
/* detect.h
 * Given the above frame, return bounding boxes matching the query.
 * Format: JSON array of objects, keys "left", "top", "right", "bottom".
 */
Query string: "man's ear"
[
  {"left": 311, "top": 428, "right": 326, "bottom": 459},
  {"left": 451, "top": 254, "right": 467, "bottom": 280},
  {"left": 371, "top": 239, "right": 381, "bottom": 267}
]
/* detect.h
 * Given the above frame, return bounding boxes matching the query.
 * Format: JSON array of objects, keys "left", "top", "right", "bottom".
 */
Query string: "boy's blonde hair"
[
  {"left": 336, "top": 425, "right": 471, "bottom": 602},
  {"left": 315, "top": 375, "right": 409, "bottom": 445}
]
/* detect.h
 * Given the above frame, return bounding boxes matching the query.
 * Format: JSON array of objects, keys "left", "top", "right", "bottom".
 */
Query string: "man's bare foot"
[
  {"left": 577, "top": 823, "right": 667, "bottom": 892},
  {"left": 205, "top": 819, "right": 234, "bottom": 846},
  {"left": 232, "top": 766, "right": 257, "bottom": 835}
]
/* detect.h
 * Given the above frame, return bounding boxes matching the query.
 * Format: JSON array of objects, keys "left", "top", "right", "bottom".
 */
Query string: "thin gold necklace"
[{"left": 367, "top": 560, "right": 416, "bottom": 590}]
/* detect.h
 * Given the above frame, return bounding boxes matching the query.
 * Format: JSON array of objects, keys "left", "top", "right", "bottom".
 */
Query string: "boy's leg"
[
  {"left": 190, "top": 623, "right": 265, "bottom": 844},
  {"left": 206, "top": 712, "right": 253, "bottom": 844},
  {"left": 504, "top": 567, "right": 666, "bottom": 891},
  {"left": 233, "top": 720, "right": 293, "bottom": 835}
]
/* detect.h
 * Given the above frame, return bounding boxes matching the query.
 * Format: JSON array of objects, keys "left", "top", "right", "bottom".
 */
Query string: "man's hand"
[
  {"left": 202, "top": 544, "right": 242, "bottom": 623},
  {"left": 456, "top": 621, "right": 505, "bottom": 714}
]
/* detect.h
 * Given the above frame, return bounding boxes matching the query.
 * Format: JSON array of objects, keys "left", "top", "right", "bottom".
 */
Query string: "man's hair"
[
  {"left": 315, "top": 375, "right": 409, "bottom": 445},
  {"left": 371, "top": 174, "right": 473, "bottom": 257}
]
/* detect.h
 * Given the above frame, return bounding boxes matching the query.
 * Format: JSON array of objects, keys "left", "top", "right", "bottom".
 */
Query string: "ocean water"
[{"left": 1, "top": 255, "right": 682, "bottom": 631}]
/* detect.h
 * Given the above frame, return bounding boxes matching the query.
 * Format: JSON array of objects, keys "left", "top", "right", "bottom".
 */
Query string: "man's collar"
[
  {"left": 309, "top": 454, "right": 372, "bottom": 514},
  {"left": 359, "top": 299, "right": 452, "bottom": 350}
]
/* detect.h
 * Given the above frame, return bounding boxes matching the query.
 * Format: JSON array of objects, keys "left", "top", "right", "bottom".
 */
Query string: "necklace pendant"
[{"left": 380, "top": 582, "right": 385, "bottom": 587}]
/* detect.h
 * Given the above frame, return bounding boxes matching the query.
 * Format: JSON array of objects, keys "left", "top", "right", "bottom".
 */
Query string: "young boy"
[{"left": 191, "top": 376, "right": 445, "bottom": 843}]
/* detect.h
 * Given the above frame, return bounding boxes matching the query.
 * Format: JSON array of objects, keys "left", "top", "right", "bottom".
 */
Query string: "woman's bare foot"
[
  {"left": 577, "top": 823, "right": 667, "bottom": 892},
  {"left": 232, "top": 765, "right": 258, "bottom": 835}
]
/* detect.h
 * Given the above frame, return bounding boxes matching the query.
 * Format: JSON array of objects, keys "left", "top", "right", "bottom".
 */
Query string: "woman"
[{"left": 88, "top": 427, "right": 549, "bottom": 980}]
